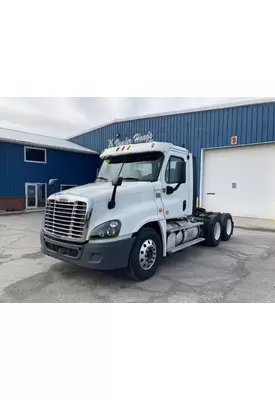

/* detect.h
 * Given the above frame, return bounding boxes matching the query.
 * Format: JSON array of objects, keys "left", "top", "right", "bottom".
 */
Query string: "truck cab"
[{"left": 41, "top": 142, "right": 234, "bottom": 281}]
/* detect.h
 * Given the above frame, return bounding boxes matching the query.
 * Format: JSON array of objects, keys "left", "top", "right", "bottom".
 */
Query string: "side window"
[
  {"left": 24, "top": 147, "right": 47, "bottom": 163},
  {"left": 165, "top": 156, "right": 186, "bottom": 184}
]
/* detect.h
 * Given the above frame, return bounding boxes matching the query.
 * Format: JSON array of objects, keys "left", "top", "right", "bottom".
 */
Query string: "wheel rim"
[
  {"left": 226, "top": 219, "right": 232, "bottom": 235},
  {"left": 214, "top": 222, "right": 221, "bottom": 241},
  {"left": 139, "top": 239, "right": 157, "bottom": 271}
]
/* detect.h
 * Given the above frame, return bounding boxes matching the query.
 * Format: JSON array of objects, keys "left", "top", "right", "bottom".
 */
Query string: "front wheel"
[{"left": 127, "top": 228, "right": 162, "bottom": 281}]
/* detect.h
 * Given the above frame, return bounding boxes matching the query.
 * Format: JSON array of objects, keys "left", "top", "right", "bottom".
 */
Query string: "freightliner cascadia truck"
[{"left": 41, "top": 139, "right": 234, "bottom": 281}]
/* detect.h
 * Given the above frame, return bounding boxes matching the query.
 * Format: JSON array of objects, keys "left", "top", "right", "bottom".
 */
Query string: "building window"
[
  {"left": 60, "top": 184, "right": 77, "bottom": 191},
  {"left": 24, "top": 147, "right": 47, "bottom": 163},
  {"left": 165, "top": 156, "right": 186, "bottom": 184}
]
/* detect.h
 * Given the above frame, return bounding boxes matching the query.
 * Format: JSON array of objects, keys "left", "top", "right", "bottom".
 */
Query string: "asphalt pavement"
[{"left": 0, "top": 213, "right": 275, "bottom": 303}]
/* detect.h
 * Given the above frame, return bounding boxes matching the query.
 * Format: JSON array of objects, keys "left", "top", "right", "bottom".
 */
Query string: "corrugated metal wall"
[
  {"left": 0, "top": 142, "right": 100, "bottom": 198},
  {"left": 70, "top": 102, "right": 275, "bottom": 195}
]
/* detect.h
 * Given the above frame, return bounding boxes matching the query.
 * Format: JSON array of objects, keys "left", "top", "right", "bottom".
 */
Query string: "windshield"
[{"left": 97, "top": 152, "right": 164, "bottom": 183}]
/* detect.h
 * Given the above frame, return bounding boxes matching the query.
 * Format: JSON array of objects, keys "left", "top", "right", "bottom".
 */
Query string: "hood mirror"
[
  {"left": 108, "top": 177, "right": 123, "bottom": 209},
  {"left": 48, "top": 179, "right": 59, "bottom": 187}
]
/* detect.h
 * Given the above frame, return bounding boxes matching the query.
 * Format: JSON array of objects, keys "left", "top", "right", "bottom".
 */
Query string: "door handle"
[{"left": 183, "top": 200, "right": 186, "bottom": 211}]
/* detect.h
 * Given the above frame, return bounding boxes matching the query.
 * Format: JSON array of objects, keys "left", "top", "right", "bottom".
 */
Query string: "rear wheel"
[
  {"left": 127, "top": 228, "right": 162, "bottom": 281},
  {"left": 204, "top": 214, "right": 222, "bottom": 247},
  {"left": 221, "top": 213, "right": 234, "bottom": 241}
]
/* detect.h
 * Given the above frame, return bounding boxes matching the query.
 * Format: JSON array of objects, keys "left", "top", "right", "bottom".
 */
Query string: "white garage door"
[{"left": 202, "top": 144, "right": 275, "bottom": 219}]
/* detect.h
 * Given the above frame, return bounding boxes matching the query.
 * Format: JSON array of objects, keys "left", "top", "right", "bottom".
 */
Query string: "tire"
[
  {"left": 204, "top": 214, "right": 222, "bottom": 247},
  {"left": 220, "top": 213, "right": 234, "bottom": 241},
  {"left": 127, "top": 228, "right": 162, "bottom": 281}
]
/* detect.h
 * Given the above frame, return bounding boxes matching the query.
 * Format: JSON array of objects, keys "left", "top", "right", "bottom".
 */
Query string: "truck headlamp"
[{"left": 90, "top": 220, "right": 121, "bottom": 239}]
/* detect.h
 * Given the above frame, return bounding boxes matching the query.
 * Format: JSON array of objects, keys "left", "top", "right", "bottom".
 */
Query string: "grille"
[{"left": 44, "top": 199, "right": 87, "bottom": 240}]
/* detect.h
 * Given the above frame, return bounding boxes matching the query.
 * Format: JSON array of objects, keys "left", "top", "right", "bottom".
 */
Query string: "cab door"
[{"left": 160, "top": 153, "right": 189, "bottom": 219}]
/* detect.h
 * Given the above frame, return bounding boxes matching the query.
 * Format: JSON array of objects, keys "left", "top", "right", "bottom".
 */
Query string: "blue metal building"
[
  {"left": 0, "top": 128, "right": 99, "bottom": 212},
  {"left": 70, "top": 99, "right": 275, "bottom": 219}
]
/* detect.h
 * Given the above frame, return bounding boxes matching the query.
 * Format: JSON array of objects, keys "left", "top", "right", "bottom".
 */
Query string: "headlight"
[{"left": 90, "top": 220, "right": 121, "bottom": 239}]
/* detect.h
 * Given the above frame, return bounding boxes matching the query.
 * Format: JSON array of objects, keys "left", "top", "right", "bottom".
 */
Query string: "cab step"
[{"left": 167, "top": 237, "right": 205, "bottom": 254}]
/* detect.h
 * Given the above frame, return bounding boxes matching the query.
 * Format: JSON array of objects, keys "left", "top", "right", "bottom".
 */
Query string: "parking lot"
[{"left": 0, "top": 213, "right": 275, "bottom": 303}]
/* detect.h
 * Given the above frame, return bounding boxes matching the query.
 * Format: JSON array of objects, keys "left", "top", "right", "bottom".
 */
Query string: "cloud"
[{"left": 0, "top": 97, "right": 255, "bottom": 138}]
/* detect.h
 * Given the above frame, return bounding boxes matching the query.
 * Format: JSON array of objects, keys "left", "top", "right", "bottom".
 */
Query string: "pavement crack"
[
  {"left": 260, "top": 245, "right": 275, "bottom": 260},
  {"left": 2, "top": 234, "right": 29, "bottom": 248},
  {"left": 217, "top": 247, "right": 249, "bottom": 261},
  {"left": 0, "top": 259, "right": 16, "bottom": 266},
  {"left": 219, "top": 260, "right": 251, "bottom": 303}
]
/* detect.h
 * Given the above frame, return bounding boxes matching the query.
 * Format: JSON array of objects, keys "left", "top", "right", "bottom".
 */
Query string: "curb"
[
  {"left": 235, "top": 225, "right": 275, "bottom": 233},
  {"left": 0, "top": 209, "right": 44, "bottom": 217}
]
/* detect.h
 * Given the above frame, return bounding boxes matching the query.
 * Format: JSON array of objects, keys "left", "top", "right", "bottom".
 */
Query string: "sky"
[{"left": 0, "top": 97, "right": 255, "bottom": 139}]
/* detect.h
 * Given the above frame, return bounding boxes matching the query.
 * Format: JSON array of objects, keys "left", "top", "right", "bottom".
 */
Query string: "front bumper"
[{"left": 40, "top": 231, "right": 135, "bottom": 270}]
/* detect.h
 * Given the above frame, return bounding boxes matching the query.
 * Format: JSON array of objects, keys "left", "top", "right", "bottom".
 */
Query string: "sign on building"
[{"left": 108, "top": 132, "right": 153, "bottom": 148}]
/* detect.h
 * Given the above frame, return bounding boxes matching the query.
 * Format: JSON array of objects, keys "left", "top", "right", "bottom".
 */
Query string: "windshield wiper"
[
  {"left": 123, "top": 177, "right": 141, "bottom": 182},
  {"left": 97, "top": 177, "right": 108, "bottom": 182}
]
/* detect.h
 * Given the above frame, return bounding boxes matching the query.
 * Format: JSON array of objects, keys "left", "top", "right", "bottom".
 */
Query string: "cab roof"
[{"left": 100, "top": 142, "right": 189, "bottom": 158}]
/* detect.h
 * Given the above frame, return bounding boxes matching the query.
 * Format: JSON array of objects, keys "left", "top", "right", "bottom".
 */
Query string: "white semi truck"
[{"left": 41, "top": 141, "right": 234, "bottom": 281}]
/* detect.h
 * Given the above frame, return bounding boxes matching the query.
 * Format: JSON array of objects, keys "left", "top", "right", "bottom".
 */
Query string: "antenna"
[{"left": 181, "top": 142, "right": 190, "bottom": 159}]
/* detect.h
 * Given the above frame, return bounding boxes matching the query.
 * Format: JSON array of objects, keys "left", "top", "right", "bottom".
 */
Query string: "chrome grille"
[{"left": 44, "top": 199, "right": 87, "bottom": 240}]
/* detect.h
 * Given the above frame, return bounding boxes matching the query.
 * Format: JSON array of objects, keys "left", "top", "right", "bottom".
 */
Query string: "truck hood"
[
  {"left": 51, "top": 181, "right": 155, "bottom": 203},
  {"left": 49, "top": 180, "right": 161, "bottom": 240}
]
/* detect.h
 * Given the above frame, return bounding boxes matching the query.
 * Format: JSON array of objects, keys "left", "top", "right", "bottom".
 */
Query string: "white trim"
[
  {"left": 199, "top": 149, "right": 204, "bottom": 208},
  {"left": 60, "top": 184, "right": 77, "bottom": 191},
  {"left": 0, "top": 126, "right": 97, "bottom": 154},
  {"left": 69, "top": 97, "right": 275, "bottom": 140},
  {"left": 202, "top": 139, "right": 275, "bottom": 152},
  {"left": 24, "top": 146, "right": 47, "bottom": 164},
  {"left": 25, "top": 182, "right": 47, "bottom": 209},
  {"left": 25, "top": 183, "right": 37, "bottom": 209}
]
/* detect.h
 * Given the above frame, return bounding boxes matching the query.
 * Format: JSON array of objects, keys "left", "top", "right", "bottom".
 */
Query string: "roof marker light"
[
  {"left": 127, "top": 145, "right": 131, "bottom": 150},
  {"left": 151, "top": 143, "right": 155, "bottom": 148},
  {"left": 116, "top": 147, "right": 120, "bottom": 152},
  {"left": 121, "top": 146, "right": 125, "bottom": 151}
]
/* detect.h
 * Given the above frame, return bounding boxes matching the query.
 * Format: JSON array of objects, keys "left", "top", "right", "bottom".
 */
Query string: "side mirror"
[
  {"left": 166, "top": 186, "right": 174, "bottom": 195},
  {"left": 166, "top": 161, "right": 186, "bottom": 195},
  {"left": 175, "top": 161, "right": 186, "bottom": 184},
  {"left": 48, "top": 179, "right": 58, "bottom": 187},
  {"left": 112, "top": 176, "right": 123, "bottom": 187}
]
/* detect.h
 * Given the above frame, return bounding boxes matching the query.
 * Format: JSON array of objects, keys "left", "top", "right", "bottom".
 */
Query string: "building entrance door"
[{"left": 25, "top": 183, "right": 47, "bottom": 209}]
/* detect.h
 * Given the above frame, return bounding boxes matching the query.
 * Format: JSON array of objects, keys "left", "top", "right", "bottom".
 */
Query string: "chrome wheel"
[
  {"left": 226, "top": 219, "right": 232, "bottom": 235},
  {"left": 214, "top": 222, "right": 221, "bottom": 241},
  {"left": 139, "top": 239, "right": 157, "bottom": 271}
]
